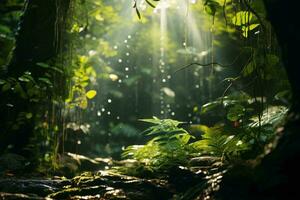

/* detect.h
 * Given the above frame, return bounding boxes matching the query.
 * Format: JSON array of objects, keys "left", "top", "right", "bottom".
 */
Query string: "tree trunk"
[
  {"left": 0, "top": 0, "right": 70, "bottom": 156},
  {"left": 263, "top": 0, "right": 300, "bottom": 113}
]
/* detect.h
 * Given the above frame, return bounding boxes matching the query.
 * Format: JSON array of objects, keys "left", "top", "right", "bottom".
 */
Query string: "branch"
[{"left": 174, "top": 49, "right": 246, "bottom": 74}]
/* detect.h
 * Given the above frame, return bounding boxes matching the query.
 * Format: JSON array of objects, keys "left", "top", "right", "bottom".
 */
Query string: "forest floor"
[
  {"left": 0, "top": 153, "right": 221, "bottom": 200},
  {"left": 0, "top": 171, "right": 174, "bottom": 200}
]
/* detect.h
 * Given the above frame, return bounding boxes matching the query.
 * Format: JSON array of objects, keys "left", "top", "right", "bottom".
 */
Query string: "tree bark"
[{"left": 0, "top": 0, "right": 70, "bottom": 155}]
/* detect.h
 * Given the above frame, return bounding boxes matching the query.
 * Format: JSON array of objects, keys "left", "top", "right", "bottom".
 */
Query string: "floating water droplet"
[
  {"left": 166, "top": 104, "right": 170, "bottom": 108},
  {"left": 108, "top": 99, "right": 112, "bottom": 103},
  {"left": 114, "top": 45, "right": 118, "bottom": 49},
  {"left": 161, "top": 111, "right": 164, "bottom": 114},
  {"left": 188, "top": 113, "right": 192, "bottom": 117},
  {"left": 126, "top": 52, "right": 130, "bottom": 56},
  {"left": 167, "top": 75, "right": 171, "bottom": 79},
  {"left": 101, "top": 108, "right": 105, "bottom": 112},
  {"left": 162, "top": 79, "right": 166, "bottom": 83},
  {"left": 126, "top": 45, "right": 130, "bottom": 48},
  {"left": 88, "top": 50, "right": 97, "bottom": 56},
  {"left": 97, "top": 111, "right": 101, "bottom": 116},
  {"left": 107, "top": 111, "right": 111, "bottom": 115},
  {"left": 125, "top": 75, "right": 129, "bottom": 78},
  {"left": 183, "top": 42, "right": 187, "bottom": 47},
  {"left": 124, "top": 39, "right": 128, "bottom": 43},
  {"left": 117, "top": 116, "right": 120, "bottom": 120},
  {"left": 118, "top": 79, "right": 122, "bottom": 83},
  {"left": 171, "top": 112, "right": 175, "bottom": 116},
  {"left": 118, "top": 59, "right": 122, "bottom": 63},
  {"left": 109, "top": 74, "right": 118, "bottom": 81},
  {"left": 125, "top": 67, "right": 129, "bottom": 71},
  {"left": 128, "top": 35, "right": 132, "bottom": 39},
  {"left": 195, "top": 84, "right": 200, "bottom": 88},
  {"left": 77, "top": 140, "right": 81, "bottom": 145}
]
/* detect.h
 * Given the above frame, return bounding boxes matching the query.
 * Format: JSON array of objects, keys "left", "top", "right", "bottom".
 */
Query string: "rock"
[
  {"left": 0, "top": 179, "right": 70, "bottom": 197},
  {"left": 0, "top": 192, "right": 46, "bottom": 199},
  {"left": 0, "top": 153, "right": 28, "bottom": 175}
]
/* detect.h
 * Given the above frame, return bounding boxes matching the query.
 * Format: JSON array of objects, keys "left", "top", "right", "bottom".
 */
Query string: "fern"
[
  {"left": 117, "top": 117, "right": 193, "bottom": 175},
  {"left": 190, "top": 125, "right": 248, "bottom": 160}
]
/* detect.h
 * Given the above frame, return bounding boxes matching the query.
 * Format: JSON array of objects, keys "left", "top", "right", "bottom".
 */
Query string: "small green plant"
[
  {"left": 115, "top": 117, "right": 193, "bottom": 176},
  {"left": 65, "top": 56, "right": 97, "bottom": 109},
  {"left": 190, "top": 124, "right": 248, "bottom": 160}
]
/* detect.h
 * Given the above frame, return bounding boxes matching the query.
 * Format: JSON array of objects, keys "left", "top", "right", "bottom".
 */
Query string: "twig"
[{"left": 174, "top": 49, "right": 245, "bottom": 74}]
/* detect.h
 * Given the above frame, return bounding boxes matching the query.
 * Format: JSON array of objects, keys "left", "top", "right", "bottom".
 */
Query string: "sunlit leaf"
[
  {"left": 86, "top": 90, "right": 97, "bottom": 99},
  {"left": 232, "top": 11, "right": 254, "bottom": 26},
  {"left": 79, "top": 99, "right": 88, "bottom": 109},
  {"left": 201, "top": 101, "right": 221, "bottom": 114}
]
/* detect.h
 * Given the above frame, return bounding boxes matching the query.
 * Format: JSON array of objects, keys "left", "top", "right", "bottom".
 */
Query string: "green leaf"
[
  {"left": 242, "top": 24, "right": 259, "bottom": 38},
  {"left": 36, "top": 62, "right": 50, "bottom": 68},
  {"left": 0, "top": 79, "right": 6, "bottom": 85},
  {"left": 266, "top": 54, "right": 279, "bottom": 66},
  {"left": 204, "top": 0, "right": 220, "bottom": 16},
  {"left": 232, "top": 11, "right": 254, "bottom": 26},
  {"left": 38, "top": 77, "right": 53, "bottom": 86},
  {"left": 139, "top": 116, "right": 161, "bottom": 124},
  {"left": 25, "top": 113, "right": 33, "bottom": 119},
  {"left": 2, "top": 83, "right": 11, "bottom": 92},
  {"left": 242, "top": 61, "right": 255, "bottom": 76},
  {"left": 201, "top": 101, "right": 221, "bottom": 114},
  {"left": 86, "top": 90, "right": 97, "bottom": 99},
  {"left": 227, "top": 104, "right": 245, "bottom": 121},
  {"left": 18, "top": 76, "right": 31, "bottom": 82},
  {"left": 248, "top": 23, "right": 260, "bottom": 31}
]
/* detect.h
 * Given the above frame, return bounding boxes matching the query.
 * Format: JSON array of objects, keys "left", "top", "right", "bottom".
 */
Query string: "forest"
[{"left": 0, "top": 0, "right": 299, "bottom": 199}]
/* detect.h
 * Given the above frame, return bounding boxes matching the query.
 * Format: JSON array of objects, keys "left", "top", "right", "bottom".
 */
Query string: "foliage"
[
  {"left": 65, "top": 56, "right": 97, "bottom": 109},
  {"left": 118, "top": 117, "right": 193, "bottom": 176},
  {"left": 0, "top": 0, "right": 292, "bottom": 180},
  {"left": 190, "top": 124, "right": 248, "bottom": 159}
]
